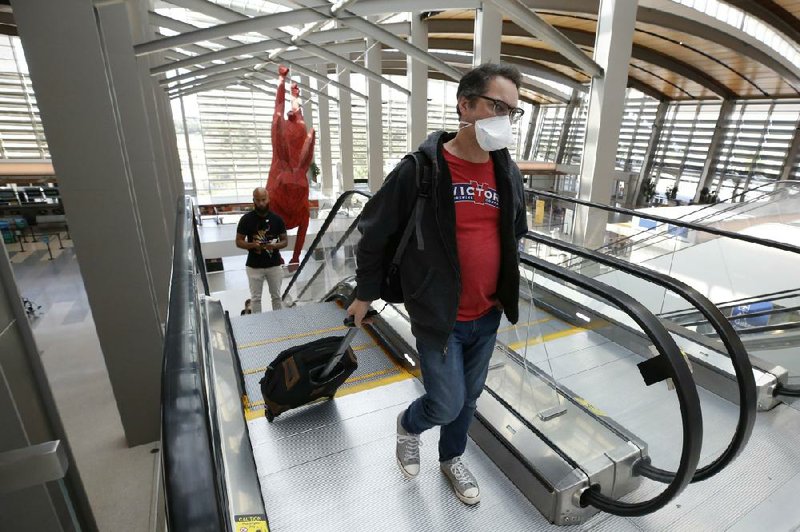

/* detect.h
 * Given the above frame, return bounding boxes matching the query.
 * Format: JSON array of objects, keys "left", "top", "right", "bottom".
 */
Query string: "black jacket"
[{"left": 355, "top": 131, "right": 529, "bottom": 351}]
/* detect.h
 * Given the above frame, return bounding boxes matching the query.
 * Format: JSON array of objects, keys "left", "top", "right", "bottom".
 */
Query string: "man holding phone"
[{"left": 236, "top": 187, "right": 288, "bottom": 312}]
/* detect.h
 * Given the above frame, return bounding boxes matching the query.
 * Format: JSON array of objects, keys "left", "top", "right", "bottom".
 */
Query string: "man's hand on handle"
[{"left": 347, "top": 298, "right": 374, "bottom": 327}]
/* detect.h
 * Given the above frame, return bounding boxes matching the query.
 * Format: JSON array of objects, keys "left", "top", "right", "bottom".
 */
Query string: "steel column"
[
  {"left": 693, "top": 99, "right": 734, "bottom": 202},
  {"left": 14, "top": 0, "right": 165, "bottom": 445},
  {"left": 523, "top": 102, "right": 540, "bottom": 160},
  {"left": 554, "top": 90, "right": 580, "bottom": 164},
  {"left": 629, "top": 99, "right": 668, "bottom": 208},
  {"left": 338, "top": 64, "right": 354, "bottom": 191},
  {"left": 574, "top": 0, "right": 636, "bottom": 250},
  {"left": 779, "top": 121, "right": 800, "bottom": 181},
  {"left": 408, "top": 13, "right": 429, "bottom": 150},
  {"left": 474, "top": 2, "right": 503, "bottom": 65},
  {"left": 316, "top": 65, "right": 335, "bottom": 193},
  {"left": 366, "top": 37, "right": 384, "bottom": 192}
]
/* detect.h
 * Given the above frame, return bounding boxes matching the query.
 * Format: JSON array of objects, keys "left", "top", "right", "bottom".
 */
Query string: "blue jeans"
[{"left": 402, "top": 307, "right": 502, "bottom": 462}]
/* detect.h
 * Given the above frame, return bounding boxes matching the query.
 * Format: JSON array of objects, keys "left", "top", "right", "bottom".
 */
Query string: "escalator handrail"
[
  {"left": 576, "top": 190, "right": 788, "bottom": 271},
  {"left": 161, "top": 196, "right": 227, "bottom": 531},
  {"left": 525, "top": 231, "right": 757, "bottom": 483},
  {"left": 580, "top": 180, "right": 784, "bottom": 261},
  {"left": 520, "top": 253, "right": 702, "bottom": 517},
  {"left": 531, "top": 189, "right": 800, "bottom": 255},
  {"left": 660, "top": 288, "right": 800, "bottom": 319},
  {"left": 679, "top": 303, "right": 800, "bottom": 329},
  {"left": 736, "top": 320, "right": 800, "bottom": 335},
  {"left": 282, "top": 190, "right": 372, "bottom": 301},
  {"left": 277, "top": 190, "right": 702, "bottom": 515}
]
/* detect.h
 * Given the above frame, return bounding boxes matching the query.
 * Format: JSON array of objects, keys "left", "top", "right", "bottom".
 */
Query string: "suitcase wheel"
[{"left": 265, "top": 408, "right": 275, "bottom": 423}]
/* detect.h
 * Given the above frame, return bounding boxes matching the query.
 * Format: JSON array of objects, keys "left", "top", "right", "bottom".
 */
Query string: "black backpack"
[
  {"left": 259, "top": 335, "right": 357, "bottom": 422},
  {"left": 379, "top": 151, "right": 432, "bottom": 303}
]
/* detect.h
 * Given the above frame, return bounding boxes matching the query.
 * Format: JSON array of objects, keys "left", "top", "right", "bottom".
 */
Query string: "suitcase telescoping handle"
[{"left": 317, "top": 309, "right": 379, "bottom": 381}]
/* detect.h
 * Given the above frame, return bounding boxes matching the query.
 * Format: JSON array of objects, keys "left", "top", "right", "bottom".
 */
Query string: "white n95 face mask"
[{"left": 475, "top": 115, "right": 515, "bottom": 152}]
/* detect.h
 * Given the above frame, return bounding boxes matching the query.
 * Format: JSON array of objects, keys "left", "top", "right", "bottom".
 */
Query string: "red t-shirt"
[{"left": 444, "top": 149, "right": 501, "bottom": 321}]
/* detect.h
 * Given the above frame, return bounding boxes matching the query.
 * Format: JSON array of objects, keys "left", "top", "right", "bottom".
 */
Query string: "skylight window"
[{"left": 674, "top": 0, "right": 800, "bottom": 69}]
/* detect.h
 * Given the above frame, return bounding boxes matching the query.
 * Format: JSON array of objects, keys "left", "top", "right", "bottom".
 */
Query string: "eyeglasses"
[{"left": 476, "top": 95, "right": 525, "bottom": 124}]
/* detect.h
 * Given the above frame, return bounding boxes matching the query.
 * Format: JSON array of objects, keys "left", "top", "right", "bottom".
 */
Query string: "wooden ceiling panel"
[
  {"left": 503, "top": 35, "right": 557, "bottom": 50},
  {"left": 539, "top": 14, "right": 597, "bottom": 33},
  {"left": 628, "top": 58, "right": 710, "bottom": 100},
  {"left": 530, "top": 60, "right": 589, "bottom": 83},
  {"left": 424, "top": 7, "right": 799, "bottom": 100},
  {"left": 633, "top": 19, "right": 799, "bottom": 96},
  {"left": 430, "top": 10, "right": 474, "bottom": 20}
]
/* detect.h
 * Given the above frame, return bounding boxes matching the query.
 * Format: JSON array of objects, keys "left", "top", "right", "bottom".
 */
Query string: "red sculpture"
[{"left": 266, "top": 65, "right": 316, "bottom": 266}]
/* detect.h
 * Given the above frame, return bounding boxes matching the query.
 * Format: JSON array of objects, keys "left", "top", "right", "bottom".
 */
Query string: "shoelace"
[
  {"left": 449, "top": 459, "right": 476, "bottom": 486},
  {"left": 397, "top": 434, "right": 422, "bottom": 460}
]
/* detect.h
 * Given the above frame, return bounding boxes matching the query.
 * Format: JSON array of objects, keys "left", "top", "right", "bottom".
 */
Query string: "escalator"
[
  {"left": 541, "top": 181, "right": 800, "bottom": 273},
  {"left": 664, "top": 289, "right": 800, "bottom": 396},
  {"left": 526, "top": 188, "right": 800, "bottom": 404},
  {"left": 159, "top": 192, "right": 789, "bottom": 530}
]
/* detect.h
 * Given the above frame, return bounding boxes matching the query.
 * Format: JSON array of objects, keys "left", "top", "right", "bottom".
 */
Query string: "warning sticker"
[{"left": 235, "top": 514, "right": 269, "bottom": 532}]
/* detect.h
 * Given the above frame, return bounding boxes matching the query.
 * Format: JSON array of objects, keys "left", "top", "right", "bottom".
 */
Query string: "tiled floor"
[{"left": 7, "top": 238, "right": 157, "bottom": 532}]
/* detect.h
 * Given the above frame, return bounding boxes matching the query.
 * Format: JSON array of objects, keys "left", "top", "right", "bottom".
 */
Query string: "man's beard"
[{"left": 255, "top": 206, "right": 268, "bottom": 215}]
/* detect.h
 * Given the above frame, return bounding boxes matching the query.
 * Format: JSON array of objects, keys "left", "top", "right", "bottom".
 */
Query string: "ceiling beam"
[
  {"left": 150, "top": 2, "right": 409, "bottom": 95},
  {"left": 159, "top": 41, "right": 364, "bottom": 86},
  {"left": 515, "top": 0, "right": 800, "bottom": 89},
  {"left": 166, "top": 53, "right": 366, "bottom": 100},
  {"left": 151, "top": 19, "right": 409, "bottom": 75},
  {"left": 724, "top": 0, "right": 800, "bottom": 48},
  {"left": 381, "top": 67, "right": 544, "bottom": 104},
  {"left": 380, "top": 49, "right": 570, "bottom": 102},
  {"left": 484, "top": 0, "right": 603, "bottom": 77},
  {"left": 430, "top": 37, "right": 670, "bottom": 100},
  {"left": 428, "top": 20, "right": 733, "bottom": 97}
]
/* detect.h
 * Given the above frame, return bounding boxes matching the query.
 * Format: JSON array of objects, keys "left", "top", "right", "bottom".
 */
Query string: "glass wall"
[
  {"left": 1, "top": 30, "right": 797, "bottom": 206},
  {"left": 526, "top": 90, "right": 799, "bottom": 204},
  {"left": 0, "top": 35, "right": 48, "bottom": 159}
]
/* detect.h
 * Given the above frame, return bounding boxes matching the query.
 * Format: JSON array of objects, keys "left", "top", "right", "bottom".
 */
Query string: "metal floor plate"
[
  {"left": 230, "top": 302, "right": 410, "bottom": 417},
  {"left": 247, "top": 378, "right": 566, "bottom": 532},
  {"left": 232, "top": 299, "right": 800, "bottom": 531}
]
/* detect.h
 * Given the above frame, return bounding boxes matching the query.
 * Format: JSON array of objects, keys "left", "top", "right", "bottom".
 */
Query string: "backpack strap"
[
  {"left": 412, "top": 152, "right": 432, "bottom": 251},
  {"left": 390, "top": 152, "right": 432, "bottom": 269}
]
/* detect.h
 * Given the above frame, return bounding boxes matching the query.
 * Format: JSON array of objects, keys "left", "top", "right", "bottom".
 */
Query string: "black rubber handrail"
[
  {"left": 282, "top": 190, "right": 371, "bottom": 301},
  {"left": 530, "top": 189, "right": 800, "bottom": 255},
  {"left": 525, "top": 232, "right": 756, "bottom": 483},
  {"left": 679, "top": 304, "right": 800, "bottom": 329},
  {"left": 736, "top": 320, "right": 800, "bottom": 335},
  {"left": 660, "top": 288, "right": 800, "bottom": 319},
  {"left": 575, "top": 179, "right": 785, "bottom": 262},
  {"left": 520, "top": 253, "right": 702, "bottom": 516},
  {"left": 193, "top": 218, "right": 210, "bottom": 296},
  {"left": 162, "top": 197, "right": 226, "bottom": 532}
]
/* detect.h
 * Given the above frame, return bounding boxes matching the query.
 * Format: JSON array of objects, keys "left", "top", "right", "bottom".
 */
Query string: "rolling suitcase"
[{"left": 259, "top": 310, "right": 377, "bottom": 422}]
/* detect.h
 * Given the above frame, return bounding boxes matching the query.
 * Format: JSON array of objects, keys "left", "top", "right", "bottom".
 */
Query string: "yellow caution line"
[
  {"left": 508, "top": 320, "right": 607, "bottom": 351},
  {"left": 245, "top": 408, "right": 265, "bottom": 421},
  {"left": 238, "top": 324, "right": 348, "bottom": 350},
  {"left": 343, "top": 367, "right": 396, "bottom": 384},
  {"left": 336, "top": 370, "right": 412, "bottom": 398},
  {"left": 508, "top": 325, "right": 587, "bottom": 351},
  {"left": 242, "top": 366, "right": 412, "bottom": 421},
  {"left": 241, "top": 341, "right": 377, "bottom": 376},
  {"left": 498, "top": 316, "right": 553, "bottom": 334},
  {"left": 574, "top": 396, "right": 607, "bottom": 417}
]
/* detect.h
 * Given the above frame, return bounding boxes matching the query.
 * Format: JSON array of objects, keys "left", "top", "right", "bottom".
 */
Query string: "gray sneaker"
[
  {"left": 440, "top": 457, "right": 480, "bottom": 504},
  {"left": 396, "top": 411, "right": 421, "bottom": 478}
]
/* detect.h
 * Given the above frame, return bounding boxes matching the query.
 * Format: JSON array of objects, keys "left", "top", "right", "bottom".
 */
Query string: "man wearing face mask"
[
  {"left": 348, "top": 63, "right": 528, "bottom": 505},
  {"left": 236, "top": 187, "right": 288, "bottom": 313}
]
